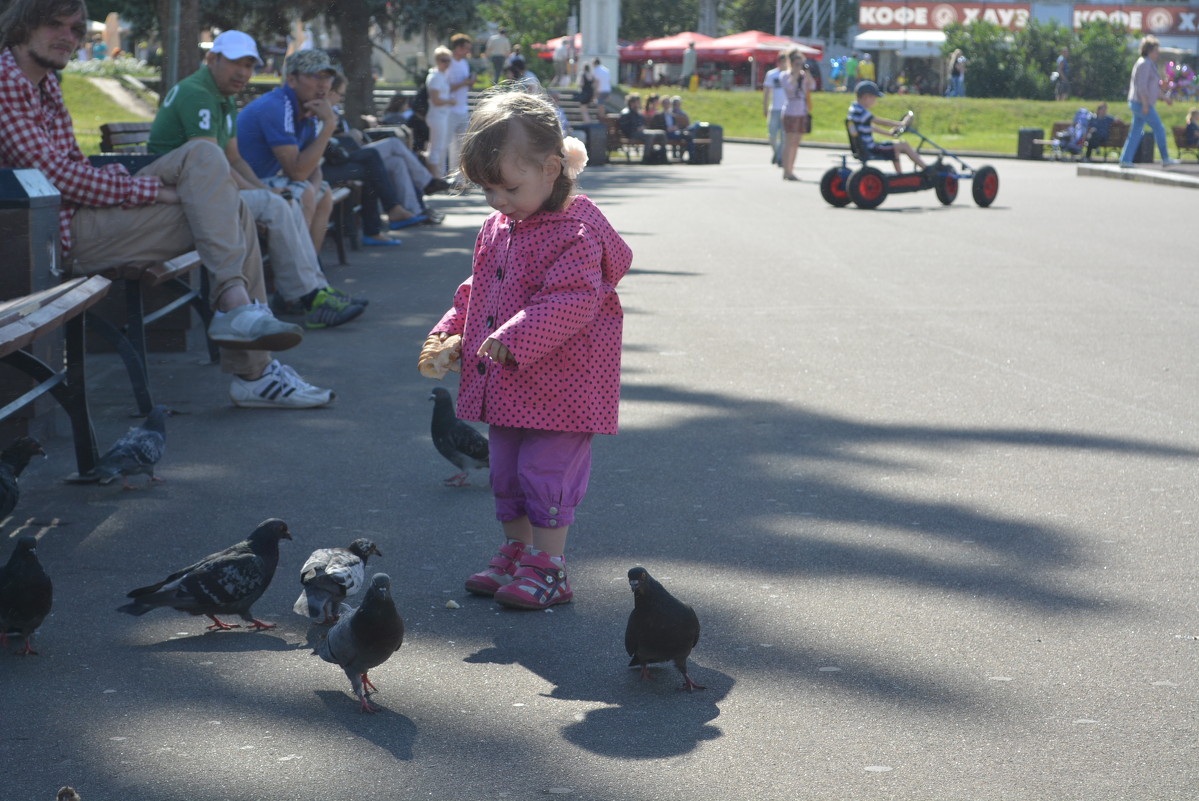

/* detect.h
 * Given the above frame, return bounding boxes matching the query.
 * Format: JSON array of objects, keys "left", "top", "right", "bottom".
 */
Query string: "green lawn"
[{"left": 62, "top": 73, "right": 152, "bottom": 155}]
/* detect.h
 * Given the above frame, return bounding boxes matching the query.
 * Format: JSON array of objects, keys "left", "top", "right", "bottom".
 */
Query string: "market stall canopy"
[
  {"left": 853, "top": 29, "right": 945, "bottom": 57},
  {"left": 621, "top": 32, "right": 714, "bottom": 62},
  {"left": 533, "top": 33, "right": 634, "bottom": 60},
  {"left": 696, "top": 30, "right": 822, "bottom": 62}
]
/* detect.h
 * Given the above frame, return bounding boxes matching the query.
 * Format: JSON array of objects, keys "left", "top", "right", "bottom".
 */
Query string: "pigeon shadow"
[
  {"left": 314, "top": 689, "right": 418, "bottom": 760},
  {"left": 137, "top": 630, "right": 296, "bottom": 653},
  {"left": 464, "top": 613, "right": 732, "bottom": 759}
]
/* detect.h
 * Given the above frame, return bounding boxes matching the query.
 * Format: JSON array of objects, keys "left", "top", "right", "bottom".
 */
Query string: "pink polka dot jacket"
[{"left": 430, "top": 194, "right": 633, "bottom": 435}]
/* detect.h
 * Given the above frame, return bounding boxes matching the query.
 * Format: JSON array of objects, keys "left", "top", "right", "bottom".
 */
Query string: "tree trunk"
[
  {"left": 155, "top": 0, "right": 201, "bottom": 97},
  {"left": 326, "top": 1, "right": 376, "bottom": 129}
]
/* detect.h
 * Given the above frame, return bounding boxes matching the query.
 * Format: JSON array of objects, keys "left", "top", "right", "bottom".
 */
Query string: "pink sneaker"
[
  {"left": 493, "top": 552, "right": 573, "bottom": 610},
  {"left": 465, "top": 540, "right": 526, "bottom": 596}
]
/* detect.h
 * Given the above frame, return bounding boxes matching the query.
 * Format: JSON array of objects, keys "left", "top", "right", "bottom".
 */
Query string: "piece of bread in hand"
[{"left": 418, "top": 333, "right": 463, "bottom": 378}]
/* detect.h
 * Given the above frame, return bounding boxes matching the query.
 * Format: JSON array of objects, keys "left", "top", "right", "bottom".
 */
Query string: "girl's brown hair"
[{"left": 459, "top": 90, "right": 575, "bottom": 213}]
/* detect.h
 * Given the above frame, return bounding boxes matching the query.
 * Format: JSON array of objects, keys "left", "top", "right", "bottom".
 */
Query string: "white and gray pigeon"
[
  {"left": 117, "top": 519, "right": 292, "bottom": 631},
  {"left": 428, "top": 387, "right": 489, "bottom": 486},
  {"left": 96, "top": 405, "right": 172, "bottom": 489},
  {"left": 315, "top": 573, "right": 404, "bottom": 713},
  {"left": 293, "top": 538, "right": 383, "bottom": 623},
  {"left": 625, "top": 566, "right": 705, "bottom": 692},
  {"left": 0, "top": 535, "right": 53, "bottom": 655},
  {"left": 0, "top": 436, "right": 45, "bottom": 520}
]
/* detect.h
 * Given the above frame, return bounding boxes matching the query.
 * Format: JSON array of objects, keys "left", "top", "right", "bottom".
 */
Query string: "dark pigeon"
[
  {"left": 315, "top": 573, "right": 404, "bottom": 712},
  {"left": 117, "top": 518, "right": 292, "bottom": 631},
  {"left": 0, "top": 437, "right": 45, "bottom": 520},
  {"left": 96, "top": 405, "right": 172, "bottom": 489},
  {"left": 293, "top": 538, "right": 383, "bottom": 623},
  {"left": 0, "top": 536, "right": 53, "bottom": 655},
  {"left": 429, "top": 387, "right": 489, "bottom": 486},
  {"left": 625, "top": 566, "right": 705, "bottom": 691},
  {"left": 57, "top": 788, "right": 81, "bottom": 801}
]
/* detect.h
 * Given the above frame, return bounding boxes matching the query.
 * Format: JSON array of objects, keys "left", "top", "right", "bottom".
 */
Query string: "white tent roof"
[{"left": 854, "top": 29, "right": 946, "bottom": 57}]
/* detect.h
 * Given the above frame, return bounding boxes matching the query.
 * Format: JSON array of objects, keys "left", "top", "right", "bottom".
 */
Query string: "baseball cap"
[
  {"left": 286, "top": 49, "right": 337, "bottom": 76},
  {"left": 855, "top": 80, "right": 883, "bottom": 97},
  {"left": 210, "top": 31, "right": 263, "bottom": 67}
]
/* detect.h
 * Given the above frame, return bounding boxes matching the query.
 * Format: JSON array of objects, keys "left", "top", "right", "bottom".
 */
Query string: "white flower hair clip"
[{"left": 561, "top": 136, "right": 588, "bottom": 180}]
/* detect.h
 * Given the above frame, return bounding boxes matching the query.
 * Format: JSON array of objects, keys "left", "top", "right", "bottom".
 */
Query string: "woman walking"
[{"left": 1119, "top": 35, "right": 1180, "bottom": 167}]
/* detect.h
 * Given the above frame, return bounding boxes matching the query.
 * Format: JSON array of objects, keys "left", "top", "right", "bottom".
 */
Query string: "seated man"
[
  {"left": 1084, "top": 102, "right": 1115, "bottom": 161},
  {"left": 651, "top": 95, "right": 691, "bottom": 158},
  {"left": 327, "top": 72, "right": 447, "bottom": 229},
  {"left": 618, "top": 92, "right": 668, "bottom": 162},
  {"left": 239, "top": 50, "right": 407, "bottom": 247},
  {"left": 847, "top": 81, "right": 927, "bottom": 172},
  {"left": 148, "top": 30, "right": 365, "bottom": 330},
  {"left": 0, "top": 0, "right": 333, "bottom": 409}
]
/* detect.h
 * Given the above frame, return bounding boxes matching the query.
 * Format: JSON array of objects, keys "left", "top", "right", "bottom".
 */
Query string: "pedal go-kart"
[{"left": 820, "top": 111, "right": 999, "bottom": 210}]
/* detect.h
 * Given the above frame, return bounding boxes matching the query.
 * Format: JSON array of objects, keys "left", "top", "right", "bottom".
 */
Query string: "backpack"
[{"left": 411, "top": 83, "right": 430, "bottom": 117}]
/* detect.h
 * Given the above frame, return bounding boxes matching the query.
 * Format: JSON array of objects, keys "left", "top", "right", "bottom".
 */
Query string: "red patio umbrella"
[
  {"left": 621, "top": 32, "right": 713, "bottom": 62},
  {"left": 696, "top": 30, "right": 821, "bottom": 62}
]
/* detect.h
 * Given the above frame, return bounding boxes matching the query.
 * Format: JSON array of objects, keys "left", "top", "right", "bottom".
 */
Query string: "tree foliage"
[
  {"left": 944, "top": 17, "right": 1131, "bottom": 100},
  {"left": 620, "top": 0, "right": 701, "bottom": 41}
]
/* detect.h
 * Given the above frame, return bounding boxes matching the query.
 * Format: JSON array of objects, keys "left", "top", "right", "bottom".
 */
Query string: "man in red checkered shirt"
[{"left": 0, "top": 0, "right": 335, "bottom": 408}]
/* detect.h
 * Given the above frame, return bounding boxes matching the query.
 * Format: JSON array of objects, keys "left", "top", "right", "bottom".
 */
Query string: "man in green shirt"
[{"left": 149, "top": 30, "right": 364, "bottom": 330}]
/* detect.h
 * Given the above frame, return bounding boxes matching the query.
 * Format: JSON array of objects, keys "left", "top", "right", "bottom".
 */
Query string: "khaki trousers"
[{"left": 68, "top": 140, "right": 270, "bottom": 376}]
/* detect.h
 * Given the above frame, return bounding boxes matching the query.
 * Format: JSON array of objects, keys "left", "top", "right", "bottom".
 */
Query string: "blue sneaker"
[
  {"left": 389, "top": 214, "right": 428, "bottom": 230},
  {"left": 363, "top": 235, "right": 402, "bottom": 247}
]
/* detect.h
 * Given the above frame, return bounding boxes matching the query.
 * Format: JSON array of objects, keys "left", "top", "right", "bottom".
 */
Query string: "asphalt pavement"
[{"left": 2, "top": 141, "right": 1195, "bottom": 801}]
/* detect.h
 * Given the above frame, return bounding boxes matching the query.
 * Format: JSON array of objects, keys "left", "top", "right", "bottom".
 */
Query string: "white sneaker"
[
  {"left": 209, "top": 301, "right": 303, "bottom": 351},
  {"left": 230, "top": 360, "right": 334, "bottom": 408},
  {"left": 1162, "top": 158, "right": 1182, "bottom": 167}
]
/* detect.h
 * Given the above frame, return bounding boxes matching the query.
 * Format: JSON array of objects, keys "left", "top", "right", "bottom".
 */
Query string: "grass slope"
[{"left": 61, "top": 73, "right": 152, "bottom": 155}]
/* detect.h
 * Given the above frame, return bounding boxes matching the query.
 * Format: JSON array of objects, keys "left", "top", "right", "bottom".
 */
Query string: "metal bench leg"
[
  {"left": 61, "top": 314, "right": 100, "bottom": 476},
  {"left": 84, "top": 308, "right": 153, "bottom": 417}
]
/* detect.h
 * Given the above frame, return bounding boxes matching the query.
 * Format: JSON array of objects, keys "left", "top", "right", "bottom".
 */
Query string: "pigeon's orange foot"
[
  {"left": 681, "top": 674, "right": 706, "bottom": 692},
  {"left": 16, "top": 639, "right": 38, "bottom": 655},
  {"left": 358, "top": 694, "right": 380, "bottom": 713},
  {"left": 443, "top": 473, "right": 468, "bottom": 486},
  {"left": 639, "top": 664, "right": 654, "bottom": 680},
  {"left": 361, "top": 672, "right": 378, "bottom": 694},
  {"left": 247, "top": 619, "right": 277, "bottom": 630},
  {"left": 205, "top": 616, "right": 241, "bottom": 630}
]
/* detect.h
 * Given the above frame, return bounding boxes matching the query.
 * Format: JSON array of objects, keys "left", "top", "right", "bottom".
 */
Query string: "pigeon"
[
  {"left": 0, "top": 436, "right": 45, "bottom": 519},
  {"left": 625, "top": 567, "right": 705, "bottom": 692},
  {"left": 117, "top": 518, "right": 292, "bottom": 631},
  {"left": 429, "top": 387, "right": 489, "bottom": 486},
  {"left": 57, "top": 788, "right": 81, "bottom": 801},
  {"left": 314, "top": 573, "right": 404, "bottom": 713},
  {"left": 293, "top": 538, "right": 383, "bottom": 623},
  {"left": 95, "top": 405, "right": 172, "bottom": 489},
  {"left": 0, "top": 536, "right": 53, "bottom": 655}
]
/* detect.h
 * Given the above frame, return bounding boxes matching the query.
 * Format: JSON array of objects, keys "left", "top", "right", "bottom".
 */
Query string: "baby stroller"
[{"left": 1052, "top": 108, "right": 1093, "bottom": 160}]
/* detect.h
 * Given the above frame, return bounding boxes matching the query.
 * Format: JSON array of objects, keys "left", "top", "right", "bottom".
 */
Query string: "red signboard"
[
  {"left": 859, "top": 1, "right": 1031, "bottom": 30},
  {"left": 1072, "top": 5, "right": 1198, "bottom": 34}
]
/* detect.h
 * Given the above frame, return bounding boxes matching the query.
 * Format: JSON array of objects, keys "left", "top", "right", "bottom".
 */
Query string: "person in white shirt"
[
  {"left": 484, "top": 27, "right": 511, "bottom": 84},
  {"left": 446, "top": 33, "right": 475, "bottom": 181},
  {"left": 425, "top": 47, "right": 455, "bottom": 178},
  {"left": 762, "top": 51, "right": 788, "bottom": 165},
  {"left": 592, "top": 58, "right": 612, "bottom": 118}
]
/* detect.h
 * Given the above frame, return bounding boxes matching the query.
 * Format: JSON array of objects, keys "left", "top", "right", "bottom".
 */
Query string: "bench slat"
[{"left": 0, "top": 276, "right": 111, "bottom": 358}]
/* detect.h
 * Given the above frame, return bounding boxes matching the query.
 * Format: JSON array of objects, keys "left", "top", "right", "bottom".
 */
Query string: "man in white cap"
[
  {"left": 0, "top": 1, "right": 331, "bottom": 409},
  {"left": 149, "top": 31, "right": 365, "bottom": 335}
]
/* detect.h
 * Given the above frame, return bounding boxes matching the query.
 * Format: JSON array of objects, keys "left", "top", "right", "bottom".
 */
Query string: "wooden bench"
[
  {"left": 0, "top": 276, "right": 111, "bottom": 477},
  {"left": 606, "top": 117, "right": 643, "bottom": 163},
  {"left": 1172, "top": 126, "right": 1199, "bottom": 161}
]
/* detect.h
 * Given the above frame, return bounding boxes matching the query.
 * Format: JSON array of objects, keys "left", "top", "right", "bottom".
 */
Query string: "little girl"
[
  {"left": 422, "top": 91, "right": 633, "bottom": 610},
  {"left": 1185, "top": 107, "right": 1199, "bottom": 147}
]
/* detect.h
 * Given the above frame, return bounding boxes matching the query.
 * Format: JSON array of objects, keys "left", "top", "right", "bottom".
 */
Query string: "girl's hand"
[{"left": 478, "top": 337, "right": 514, "bottom": 366}]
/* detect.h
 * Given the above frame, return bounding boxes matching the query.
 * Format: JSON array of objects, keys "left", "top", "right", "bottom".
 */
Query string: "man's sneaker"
[
  {"left": 465, "top": 540, "right": 526, "bottom": 596},
  {"left": 1162, "top": 158, "right": 1182, "bottom": 167},
  {"left": 324, "top": 286, "right": 369, "bottom": 307},
  {"left": 230, "top": 359, "right": 334, "bottom": 408},
  {"left": 304, "top": 288, "right": 366, "bottom": 329},
  {"left": 208, "top": 301, "right": 303, "bottom": 351},
  {"left": 493, "top": 551, "right": 573, "bottom": 610},
  {"left": 424, "top": 177, "right": 451, "bottom": 195}
]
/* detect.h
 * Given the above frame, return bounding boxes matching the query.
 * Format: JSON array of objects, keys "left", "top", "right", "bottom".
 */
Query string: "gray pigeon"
[
  {"left": 625, "top": 566, "right": 705, "bottom": 691},
  {"left": 57, "top": 788, "right": 81, "bottom": 801},
  {"left": 293, "top": 538, "right": 383, "bottom": 623},
  {"left": 96, "top": 405, "right": 172, "bottom": 489},
  {"left": 315, "top": 573, "right": 404, "bottom": 712},
  {"left": 0, "top": 437, "right": 45, "bottom": 519},
  {"left": 0, "top": 536, "right": 53, "bottom": 655},
  {"left": 429, "top": 387, "right": 489, "bottom": 486},
  {"left": 117, "top": 519, "right": 291, "bottom": 631}
]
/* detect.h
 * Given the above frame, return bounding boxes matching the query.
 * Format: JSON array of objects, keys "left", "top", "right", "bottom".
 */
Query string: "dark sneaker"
[
  {"left": 303, "top": 288, "right": 365, "bottom": 329},
  {"left": 424, "top": 177, "right": 452, "bottom": 195},
  {"left": 324, "top": 286, "right": 369, "bottom": 307}
]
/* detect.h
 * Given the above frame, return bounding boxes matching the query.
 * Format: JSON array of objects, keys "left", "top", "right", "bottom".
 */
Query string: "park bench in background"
[
  {"left": 1172, "top": 126, "right": 1198, "bottom": 161},
  {"left": 0, "top": 276, "right": 111, "bottom": 477}
]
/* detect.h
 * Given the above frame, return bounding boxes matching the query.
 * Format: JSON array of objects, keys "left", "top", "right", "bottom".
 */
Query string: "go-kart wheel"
[
  {"left": 848, "top": 166, "right": 888, "bottom": 209},
  {"left": 820, "top": 167, "right": 852, "bottom": 207},
  {"left": 972, "top": 165, "right": 999, "bottom": 207},
  {"left": 934, "top": 172, "right": 958, "bottom": 205}
]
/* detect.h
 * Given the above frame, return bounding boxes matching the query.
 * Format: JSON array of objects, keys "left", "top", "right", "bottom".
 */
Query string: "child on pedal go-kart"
[{"left": 848, "top": 81, "right": 927, "bottom": 172}]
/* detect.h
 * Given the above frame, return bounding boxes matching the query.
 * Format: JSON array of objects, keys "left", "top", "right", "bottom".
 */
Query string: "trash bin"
[
  {"left": 1017, "top": 128, "right": 1044, "bottom": 160},
  {"left": 573, "top": 122, "right": 608, "bottom": 167},
  {"left": 1132, "top": 132, "right": 1155, "bottom": 163},
  {"left": 719, "top": 69, "right": 734, "bottom": 90},
  {"left": 0, "top": 168, "right": 61, "bottom": 300}
]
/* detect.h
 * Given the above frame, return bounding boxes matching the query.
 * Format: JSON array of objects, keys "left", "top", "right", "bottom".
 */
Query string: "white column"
[{"left": 579, "top": 0, "right": 621, "bottom": 70}]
